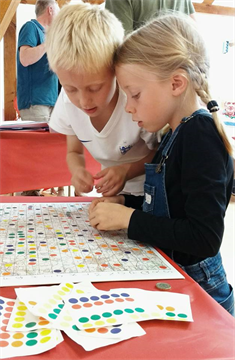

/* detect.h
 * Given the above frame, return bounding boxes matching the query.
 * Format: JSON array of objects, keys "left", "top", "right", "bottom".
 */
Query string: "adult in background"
[
  {"left": 105, "top": 0, "right": 195, "bottom": 34},
  {"left": 17, "top": 0, "right": 59, "bottom": 122},
  {"left": 17, "top": 0, "right": 60, "bottom": 196}
]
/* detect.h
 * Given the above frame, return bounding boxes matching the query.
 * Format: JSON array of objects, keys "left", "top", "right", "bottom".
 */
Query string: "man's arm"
[{"left": 19, "top": 44, "right": 46, "bottom": 67}]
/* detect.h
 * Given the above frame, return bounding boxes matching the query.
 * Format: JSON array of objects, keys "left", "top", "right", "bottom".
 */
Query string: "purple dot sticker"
[
  {"left": 101, "top": 295, "right": 110, "bottom": 299},
  {"left": 90, "top": 296, "right": 99, "bottom": 301},
  {"left": 111, "top": 328, "right": 122, "bottom": 334},
  {"left": 79, "top": 297, "right": 89, "bottom": 302},
  {"left": 69, "top": 298, "right": 78, "bottom": 304},
  {"left": 111, "top": 294, "right": 120, "bottom": 298},
  {"left": 121, "top": 293, "right": 130, "bottom": 297}
]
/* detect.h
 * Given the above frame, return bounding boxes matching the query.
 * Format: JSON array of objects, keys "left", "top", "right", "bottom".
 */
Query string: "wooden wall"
[{"left": 0, "top": 0, "right": 234, "bottom": 120}]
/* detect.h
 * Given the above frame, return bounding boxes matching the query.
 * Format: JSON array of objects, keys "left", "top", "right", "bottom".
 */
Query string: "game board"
[{"left": 0, "top": 202, "right": 183, "bottom": 286}]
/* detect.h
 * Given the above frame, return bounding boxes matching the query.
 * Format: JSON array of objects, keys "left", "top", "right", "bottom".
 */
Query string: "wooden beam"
[
  {"left": 0, "top": 0, "right": 20, "bottom": 41},
  {"left": 193, "top": 3, "right": 235, "bottom": 16},
  {"left": 20, "top": 0, "right": 36, "bottom": 4},
  {"left": 4, "top": 14, "right": 17, "bottom": 120},
  {"left": 20, "top": 0, "right": 36, "bottom": 5},
  {"left": 57, "top": 0, "right": 70, "bottom": 8}
]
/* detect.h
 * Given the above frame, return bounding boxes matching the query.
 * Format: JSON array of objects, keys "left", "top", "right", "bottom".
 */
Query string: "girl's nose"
[{"left": 125, "top": 103, "right": 135, "bottom": 114}]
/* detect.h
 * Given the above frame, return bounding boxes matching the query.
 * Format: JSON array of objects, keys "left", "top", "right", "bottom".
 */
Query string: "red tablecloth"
[
  {"left": 0, "top": 196, "right": 234, "bottom": 360},
  {"left": 0, "top": 131, "right": 100, "bottom": 194}
]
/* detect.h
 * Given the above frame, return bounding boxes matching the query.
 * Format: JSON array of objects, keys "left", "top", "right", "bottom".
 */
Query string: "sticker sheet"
[
  {"left": 0, "top": 202, "right": 183, "bottom": 287},
  {"left": 15, "top": 282, "right": 193, "bottom": 328},
  {"left": 2, "top": 281, "right": 193, "bottom": 355},
  {"left": 0, "top": 296, "right": 63, "bottom": 358}
]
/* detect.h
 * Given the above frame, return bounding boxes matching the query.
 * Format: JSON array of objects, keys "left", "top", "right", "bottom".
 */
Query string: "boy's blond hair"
[{"left": 45, "top": 2, "right": 124, "bottom": 73}]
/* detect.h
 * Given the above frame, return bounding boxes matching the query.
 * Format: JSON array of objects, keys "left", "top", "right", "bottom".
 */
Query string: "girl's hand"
[
  {"left": 89, "top": 195, "right": 125, "bottom": 214},
  {"left": 94, "top": 165, "right": 128, "bottom": 196},
  {"left": 89, "top": 202, "right": 134, "bottom": 231},
  {"left": 71, "top": 167, "right": 94, "bottom": 194}
]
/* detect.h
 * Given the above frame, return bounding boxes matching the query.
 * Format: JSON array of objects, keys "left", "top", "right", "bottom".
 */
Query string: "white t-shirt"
[{"left": 49, "top": 88, "right": 158, "bottom": 195}]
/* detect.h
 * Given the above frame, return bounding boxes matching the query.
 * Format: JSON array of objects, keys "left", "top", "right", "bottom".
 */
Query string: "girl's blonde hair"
[
  {"left": 114, "top": 13, "right": 232, "bottom": 155},
  {"left": 45, "top": 1, "right": 124, "bottom": 74}
]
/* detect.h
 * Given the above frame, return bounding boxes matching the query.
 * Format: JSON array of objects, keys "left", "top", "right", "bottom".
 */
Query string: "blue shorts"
[{"left": 180, "top": 252, "right": 234, "bottom": 316}]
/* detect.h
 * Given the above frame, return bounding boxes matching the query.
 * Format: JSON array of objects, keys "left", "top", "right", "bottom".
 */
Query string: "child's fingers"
[
  {"left": 93, "top": 169, "right": 107, "bottom": 179},
  {"left": 89, "top": 198, "right": 102, "bottom": 213},
  {"left": 95, "top": 177, "right": 110, "bottom": 190},
  {"left": 102, "top": 185, "right": 120, "bottom": 197}
]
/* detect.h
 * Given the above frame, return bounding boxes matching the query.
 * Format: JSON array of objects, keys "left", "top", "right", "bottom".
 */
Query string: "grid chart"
[{"left": 0, "top": 203, "right": 183, "bottom": 286}]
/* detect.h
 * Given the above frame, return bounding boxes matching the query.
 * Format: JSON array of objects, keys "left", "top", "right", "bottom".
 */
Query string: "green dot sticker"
[
  {"left": 135, "top": 308, "right": 145, "bottom": 313},
  {"left": 79, "top": 317, "right": 89, "bottom": 323},
  {"left": 166, "top": 312, "right": 175, "bottom": 317},
  {"left": 26, "top": 339, "right": 38, "bottom": 346},
  {"left": 102, "top": 312, "right": 112, "bottom": 318},
  {"left": 25, "top": 322, "right": 37, "bottom": 328},
  {"left": 26, "top": 332, "right": 38, "bottom": 339},
  {"left": 178, "top": 313, "right": 187, "bottom": 318},
  {"left": 48, "top": 313, "right": 57, "bottom": 320},
  {"left": 72, "top": 325, "right": 80, "bottom": 331},
  {"left": 124, "top": 308, "right": 134, "bottom": 313},
  {"left": 113, "top": 310, "right": 123, "bottom": 315}
]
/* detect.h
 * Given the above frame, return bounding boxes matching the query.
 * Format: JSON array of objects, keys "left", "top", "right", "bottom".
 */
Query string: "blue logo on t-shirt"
[{"left": 119, "top": 145, "right": 133, "bottom": 155}]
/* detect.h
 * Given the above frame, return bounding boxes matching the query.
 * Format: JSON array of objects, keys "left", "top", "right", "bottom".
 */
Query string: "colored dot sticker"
[
  {"left": 178, "top": 313, "right": 187, "bottom": 318},
  {"left": 102, "top": 312, "right": 112, "bottom": 318},
  {"left": 166, "top": 312, "right": 175, "bottom": 317},
  {"left": 113, "top": 310, "right": 123, "bottom": 315},
  {"left": 25, "top": 322, "right": 37, "bottom": 328},
  {"left": 79, "top": 317, "right": 89, "bottom": 323},
  {"left": 11, "top": 341, "right": 23, "bottom": 348}
]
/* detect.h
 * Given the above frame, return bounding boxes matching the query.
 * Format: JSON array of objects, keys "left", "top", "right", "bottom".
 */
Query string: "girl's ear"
[
  {"left": 48, "top": 5, "right": 53, "bottom": 15},
  {"left": 171, "top": 72, "right": 188, "bottom": 96}
]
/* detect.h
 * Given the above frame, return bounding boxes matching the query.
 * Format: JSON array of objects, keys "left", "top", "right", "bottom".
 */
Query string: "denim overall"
[{"left": 143, "top": 109, "right": 234, "bottom": 315}]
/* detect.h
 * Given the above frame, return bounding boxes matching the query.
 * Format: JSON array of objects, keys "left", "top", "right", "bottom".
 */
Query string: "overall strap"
[{"left": 156, "top": 109, "right": 210, "bottom": 173}]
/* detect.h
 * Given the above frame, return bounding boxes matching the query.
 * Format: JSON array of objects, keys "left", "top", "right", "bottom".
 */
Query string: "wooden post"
[
  {"left": 0, "top": 0, "right": 20, "bottom": 42},
  {"left": 4, "top": 14, "right": 17, "bottom": 120}
]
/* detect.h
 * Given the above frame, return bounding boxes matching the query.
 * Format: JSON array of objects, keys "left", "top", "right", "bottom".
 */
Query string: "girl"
[{"left": 89, "top": 13, "right": 234, "bottom": 315}]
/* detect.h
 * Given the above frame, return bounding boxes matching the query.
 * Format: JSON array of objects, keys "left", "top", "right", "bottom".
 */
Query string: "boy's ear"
[{"left": 171, "top": 72, "right": 188, "bottom": 96}]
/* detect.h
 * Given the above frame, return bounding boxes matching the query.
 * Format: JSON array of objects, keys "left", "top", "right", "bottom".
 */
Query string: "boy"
[{"left": 46, "top": 2, "right": 158, "bottom": 196}]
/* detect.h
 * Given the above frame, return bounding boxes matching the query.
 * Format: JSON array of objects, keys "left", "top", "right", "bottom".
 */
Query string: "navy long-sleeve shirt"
[{"left": 124, "top": 112, "right": 233, "bottom": 266}]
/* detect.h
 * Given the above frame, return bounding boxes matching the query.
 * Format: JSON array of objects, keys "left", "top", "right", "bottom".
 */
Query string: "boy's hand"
[
  {"left": 94, "top": 165, "right": 128, "bottom": 196},
  {"left": 71, "top": 167, "right": 94, "bottom": 194},
  {"left": 89, "top": 202, "right": 134, "bottom": 231}
]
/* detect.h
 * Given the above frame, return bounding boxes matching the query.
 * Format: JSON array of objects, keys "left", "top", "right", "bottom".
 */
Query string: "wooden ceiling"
[{"left": 0, "top": 0, "right": 235, "bottom": 120}]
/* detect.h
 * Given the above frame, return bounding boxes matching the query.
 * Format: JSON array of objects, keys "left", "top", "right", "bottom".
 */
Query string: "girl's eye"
[{"left": 132, "top": 93, "right": 140, "bottom": 99}]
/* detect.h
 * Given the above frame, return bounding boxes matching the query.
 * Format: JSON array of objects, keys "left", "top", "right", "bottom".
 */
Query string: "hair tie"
[{"left": 207, "top": 100, "right": 219, "bottom": 113}]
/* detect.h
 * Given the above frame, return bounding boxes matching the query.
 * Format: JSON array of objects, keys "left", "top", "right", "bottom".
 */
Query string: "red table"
[
  {"left": 0, "top": 131, "right": 100, "bottom": 194},
  {"left": 0, "top": 196, "right": 234, "bottom": 360}
]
